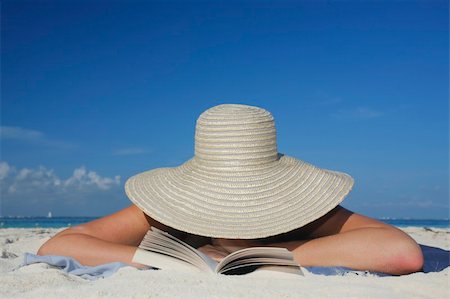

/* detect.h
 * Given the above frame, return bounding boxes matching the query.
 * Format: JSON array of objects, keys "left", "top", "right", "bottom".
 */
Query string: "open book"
[{"left": 132, "top": 226, "right": 303, "bottom": 275}]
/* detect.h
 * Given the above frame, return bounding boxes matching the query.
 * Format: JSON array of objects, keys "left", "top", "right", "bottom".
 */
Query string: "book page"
[
  {"left": 251, "top": 265, "right": 304, "bottom": 276},
  {"left": 139, "top": 231, "right": 200, "bottom": 266},
  {"left": 132, "top": 248, "right": 198, "bottom": 272},
  {"left": 136, "top": 227, "right": 302, "bottom": 276},
  {"left": 137, "top": 227, "right": 215, "bottom": 272},
  {"left": 216, "top": 247, "right": 301, "bottom": 274},
  {"left": 150, "top": 227, "right": 217, "bottom": 271}
]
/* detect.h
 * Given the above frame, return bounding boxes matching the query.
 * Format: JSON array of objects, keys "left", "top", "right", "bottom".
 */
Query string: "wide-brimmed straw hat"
[{"left": 125, "top": 104, "right": 354, "bottom": 239}]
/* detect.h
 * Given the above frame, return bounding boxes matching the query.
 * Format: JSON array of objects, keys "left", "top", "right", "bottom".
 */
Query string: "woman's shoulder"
[
  {"left": 259, "top": 205, "right": 372, "bottom": 242},
  {"left": 265, "top": 205, "right": 391, "bottom": 242}
]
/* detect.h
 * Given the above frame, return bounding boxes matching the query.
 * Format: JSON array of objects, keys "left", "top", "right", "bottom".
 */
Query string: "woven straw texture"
[{"left": 125, "top": 104, "right": 354, "bottom": 238}]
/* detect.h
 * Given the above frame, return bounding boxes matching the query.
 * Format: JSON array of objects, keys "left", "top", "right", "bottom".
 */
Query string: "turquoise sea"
[{"left": 0, "top": 217, "right": 449, "bottom": 229}]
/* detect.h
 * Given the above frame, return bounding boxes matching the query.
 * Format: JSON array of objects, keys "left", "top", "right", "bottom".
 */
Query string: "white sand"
[{"left": 0, "top": 227, "right": 448, "bottom": 299}]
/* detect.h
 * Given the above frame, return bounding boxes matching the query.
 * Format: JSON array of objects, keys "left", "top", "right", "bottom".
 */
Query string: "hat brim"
[{"left": 125, "top": 154, "right": 354, "bottom": 239}]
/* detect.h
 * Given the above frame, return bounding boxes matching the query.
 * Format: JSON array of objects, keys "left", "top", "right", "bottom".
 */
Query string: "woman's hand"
[
  {"left": 211, "top": 238, "right": 263, "bottom": 253},
  {"left": 197, "top": 244, "right": 230, "bottom": 262},
  {"left": 197, "top": 238, "right": 263, "bottom": 262},
  {"left": 197, "top": 238, "right": 262, "bottom": 262}
]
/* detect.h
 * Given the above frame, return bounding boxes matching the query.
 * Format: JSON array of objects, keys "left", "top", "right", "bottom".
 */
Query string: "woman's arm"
[
  {"left": 276, "top": 226, "right": 423, "bottom": 275},
  {"left": 290, "top": 206, "right": 424, "bottom": 275},
  {"left": 37, "top": 205, "right": 160, "bottom": 268},
  {"left": 213, "top": 206, "right": 424, "bottom": 275}
]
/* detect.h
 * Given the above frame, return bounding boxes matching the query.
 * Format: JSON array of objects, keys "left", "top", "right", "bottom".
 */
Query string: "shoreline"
[{"left": 2, "top": 217, "right": 449, "bottom": 230}]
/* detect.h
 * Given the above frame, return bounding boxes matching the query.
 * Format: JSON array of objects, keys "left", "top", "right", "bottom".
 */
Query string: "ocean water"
[
  {"left": 0, "top": 217, "right": 99, "bottom": 228},
  {"left": 0, "top": 217, "right": 448, "bottom": 229}
]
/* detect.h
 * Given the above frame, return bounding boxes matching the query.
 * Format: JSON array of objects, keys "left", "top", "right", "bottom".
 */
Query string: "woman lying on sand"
[{"left": 37, "top": 104, "right": 424, "bottom": 275}]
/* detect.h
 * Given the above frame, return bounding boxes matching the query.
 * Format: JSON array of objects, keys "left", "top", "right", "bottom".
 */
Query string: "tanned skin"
[{"left": 37, "top": 204, "right": 424, "bottom": 275}]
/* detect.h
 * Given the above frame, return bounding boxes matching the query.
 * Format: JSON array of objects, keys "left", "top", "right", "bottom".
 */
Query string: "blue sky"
[{"left": 1, "top": 1, "right": 448, "bottom": 218}]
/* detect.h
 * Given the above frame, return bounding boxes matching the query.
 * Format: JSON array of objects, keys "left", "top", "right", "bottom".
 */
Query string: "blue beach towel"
[
  {"left": 16, "top": 244, "right": 449, "bottom": 280},
  {"left": 17, "top": 253, "right": 134, "bottom": 280}
]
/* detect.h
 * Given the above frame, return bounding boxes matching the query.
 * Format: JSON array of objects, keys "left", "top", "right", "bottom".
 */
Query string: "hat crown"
[{"left": 194, "top": 104, "right": 278, "bottom": 170}]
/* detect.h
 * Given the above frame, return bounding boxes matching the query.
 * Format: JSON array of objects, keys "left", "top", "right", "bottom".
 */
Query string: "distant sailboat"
[{"left": 47, "top": 211, "right": 52, "bottom": 218}]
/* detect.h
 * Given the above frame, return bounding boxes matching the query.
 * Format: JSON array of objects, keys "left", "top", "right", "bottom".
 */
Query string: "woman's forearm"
[
  {"left": 37, "top": 233, "right": 145, "bottom": 268},
  {"left": 270, "top": 227, "right": 423, "bottom": 275}
]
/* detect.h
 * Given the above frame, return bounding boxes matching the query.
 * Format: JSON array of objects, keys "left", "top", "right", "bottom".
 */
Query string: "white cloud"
[
  {"left": 0, "top": 126, "right": 75, "bottom": 149},
  {"left": 64, "top": 166, "right": 121, "bottom": 190},
  {"left": 0, "top": 162, "right": 121, "bottom": 195},
  {"left": 112, "top": 147, "right": 149, "bottom": 156},
  {"left": 0, "top": 162, "right": 10, "bottom": 180},
  {"left": 332, "top": 107, "right": 383, "bottom": 120},
  {"left": 0, "top": 126, "right": 43, "bottom": 141},
  {"left": 0, "top": 162, "right": 125, "bottom": 216}
]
